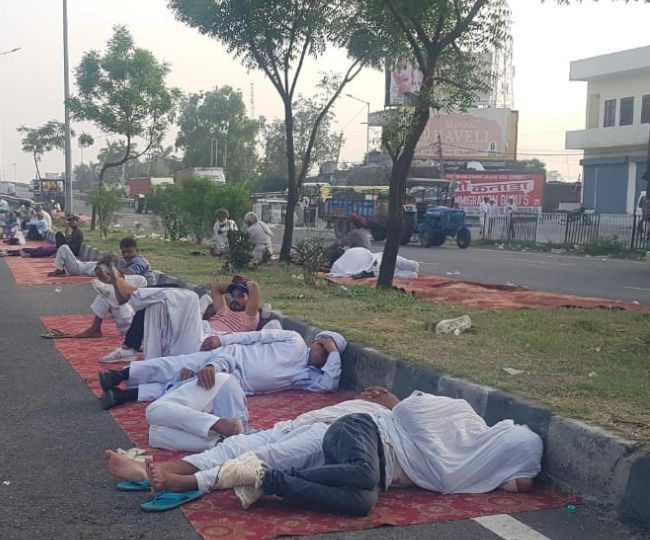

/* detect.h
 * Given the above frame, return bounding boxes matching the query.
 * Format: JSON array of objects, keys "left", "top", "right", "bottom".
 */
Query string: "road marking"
[
  {"left": 624, "top": 286, "right": 650, "bottom": 292},
  {"left": 472, "top": 515, "right": 551, "bottom": 540},
  {"left": 504, "top": 258, "right": 577, "bottom": 267}
]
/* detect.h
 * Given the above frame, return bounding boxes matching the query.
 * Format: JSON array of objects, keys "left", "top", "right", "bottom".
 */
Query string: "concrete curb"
[{"left": 71, "top": 235, "right": 650, "bottom": 530}]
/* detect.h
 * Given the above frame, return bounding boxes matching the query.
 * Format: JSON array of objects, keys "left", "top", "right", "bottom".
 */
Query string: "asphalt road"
[
  {"left": 278, "top": 227, "right": 650, "bottom": 305},
  {"left": 0, "top": 260, "right": 645, "bottom": 539}
]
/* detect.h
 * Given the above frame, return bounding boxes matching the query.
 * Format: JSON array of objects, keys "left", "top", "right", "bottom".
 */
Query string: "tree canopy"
[
  {"left": 69, "top": 25, "right": 179, "bottom": 182},
  {"left": 175, "top": 86, "right": 261, "bottom": 183},
  {"left": 17, "top": 120, "right": 70, "bottom": 180}
]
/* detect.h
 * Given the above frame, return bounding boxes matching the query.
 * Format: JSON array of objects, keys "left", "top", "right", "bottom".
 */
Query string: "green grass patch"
[{"left": 83, "top": 227, "right": 650, "bottom": 443}]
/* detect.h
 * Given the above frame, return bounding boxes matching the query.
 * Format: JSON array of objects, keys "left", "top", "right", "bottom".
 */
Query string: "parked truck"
[
  {"left": 322, "top": 179, "right": 450, "bottom": 245},
  {"left": 127, "top": 177, "right": 174, "bottom": 213}
]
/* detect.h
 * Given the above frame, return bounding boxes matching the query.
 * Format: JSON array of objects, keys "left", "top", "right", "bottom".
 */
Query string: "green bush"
[
  {"left": 223, "top": 229, "right": 253, "bottom": 271},
  {"left": 89, "top": 183, "right": 125, "bottom": 238},
  {"left": 291, "top": 237, "right": 327, "bottom": 285},
  {"left": 148, "top": 177, "right": 252, "bottom": 243}
]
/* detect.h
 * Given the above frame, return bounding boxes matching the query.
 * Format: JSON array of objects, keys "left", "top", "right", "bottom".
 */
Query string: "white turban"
[{"left": 315, "top": 331, "right": 347, "bottom": 354}]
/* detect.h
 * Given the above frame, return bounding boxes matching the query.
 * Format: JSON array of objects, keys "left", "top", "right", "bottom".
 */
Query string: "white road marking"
[
  {"left": 624, "top": 286, "right": 650, "bottom": 292},
  {"left": 472, "top": 514, "right": 551, "bottom": 540}
]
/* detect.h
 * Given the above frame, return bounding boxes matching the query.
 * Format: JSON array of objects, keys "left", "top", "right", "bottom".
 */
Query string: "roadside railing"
[{"left": 481, "top": 212, "right": 650, "bottom": 251}]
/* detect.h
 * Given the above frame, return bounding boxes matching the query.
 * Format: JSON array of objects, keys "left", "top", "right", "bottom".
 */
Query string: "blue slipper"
[
  {"left": 140, "top": 490, "right": 204, "bottom": 512},
  {"left": 116, "top": 479, "right": 151, "bottom": 492}
]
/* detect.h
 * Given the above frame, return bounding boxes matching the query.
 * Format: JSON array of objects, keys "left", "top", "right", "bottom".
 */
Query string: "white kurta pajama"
[
  {"left": 147, "top": 373, "right": 249, "bottom": 452},
  {"left": 182, "top": 392, "right": 543, "bottom": 494},
  {"left": 90, "top": 275, "right": 147, "bottom": 335},
  {"left": 128, "top": 288, "right": 204, "bottom": 359},
  {"left": 133, "top": 330, "right": 343, "bottom": 451}
]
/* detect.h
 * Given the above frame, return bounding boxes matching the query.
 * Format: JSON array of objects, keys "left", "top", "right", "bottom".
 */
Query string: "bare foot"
[
  {"left": 105, "top": 449, "right": 147, "bottom": 481},
  {"left": 212, "top": 418, "right": 244, "bottom": 438},
  {"left": 74, "top": 329, "right": 102, "bottom": 339},
  {"left": 145, "top": 457, "right": 198, "bottom": 492}
]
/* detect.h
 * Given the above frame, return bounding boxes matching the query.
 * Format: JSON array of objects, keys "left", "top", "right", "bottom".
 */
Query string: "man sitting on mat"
[
  {"left": 105, "top": 389, "right": 543, "bottom": 514},
  {"left": 100, "top": 274, "right": 261, "bottom": 363},
  {"left": 98, "top": 329, "right": 345, "bottom": 415}
]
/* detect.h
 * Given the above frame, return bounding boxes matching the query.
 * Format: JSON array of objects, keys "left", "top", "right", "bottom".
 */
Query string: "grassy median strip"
[{"left": 86, "top": 231, "right": 650, "bottom": 443}]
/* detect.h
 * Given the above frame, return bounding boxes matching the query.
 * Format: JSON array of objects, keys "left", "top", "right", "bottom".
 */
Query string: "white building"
[{"left": 565, "top": 46, "right": 650, "bottom": 213}]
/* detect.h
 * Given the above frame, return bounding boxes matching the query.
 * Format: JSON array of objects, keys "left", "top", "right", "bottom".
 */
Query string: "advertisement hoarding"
[
  {"left": 415, "top": 108, "right": 518, "bottom": 161},
  {"left": 450, "top": 172, "right": 545, "bottom": 214}
]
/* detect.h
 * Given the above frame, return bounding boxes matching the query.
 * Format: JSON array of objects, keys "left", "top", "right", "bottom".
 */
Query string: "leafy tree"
[
  {"left": 350, "top": 0, "right": 509, "bottom": 288},
  {"left": 175, "top": 86, "right": 261, "bottom": 183},
  {"left": 168, "top": 0, "right": 370, "bottom": 262},
  {"left": 88, "top": 183, "right": 125, "bottom": 238},
  {"left": 70, "top": 25, "right": 179, "bottom": 183},
  {"left": 260, "top": 96, "right": 342, "bottom": 181},
  {"left": 73, "top": 162, "right": 99, "bottom": 191},
  {"left": 509, "top": 158, "right": 547, "bottom": 172},
  {"left": 17, "top": 120, "right": 70, "bottom": 179}
]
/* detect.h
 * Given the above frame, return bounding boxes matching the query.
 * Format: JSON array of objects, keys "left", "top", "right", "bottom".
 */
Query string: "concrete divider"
[{"left": 69, "top": 241, "right": 650, "bottom": 530}]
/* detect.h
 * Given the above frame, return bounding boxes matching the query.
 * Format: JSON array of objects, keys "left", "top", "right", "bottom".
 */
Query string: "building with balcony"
[{"left": 565, "top": 46, "right": 650, "bottom": 213}]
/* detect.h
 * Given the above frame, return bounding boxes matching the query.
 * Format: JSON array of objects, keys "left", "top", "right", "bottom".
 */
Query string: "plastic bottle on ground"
[{"left": 435, "top": 315, "right": 472, "bottom": 335}]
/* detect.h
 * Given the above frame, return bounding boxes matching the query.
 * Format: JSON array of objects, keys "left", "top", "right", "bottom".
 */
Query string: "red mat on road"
[
  {"left": 4, "top": 255, "right": 94, "bottom": 285},
  {"left": 325, "top": 274, "right": 649, "bottom": 311},
  {"left": 41, "top": 314, "right": 577, "bottom": 539}
]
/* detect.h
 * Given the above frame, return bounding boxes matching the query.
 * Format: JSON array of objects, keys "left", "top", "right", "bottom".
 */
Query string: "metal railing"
[{"left": 481, "top": 212, "right": 650, "bottom": 251}]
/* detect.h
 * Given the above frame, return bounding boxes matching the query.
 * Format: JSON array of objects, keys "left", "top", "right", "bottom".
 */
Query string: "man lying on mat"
[
  {"left": 105, "top": 389, "right": 542, "bottom": 515},
  {"left": 98, "top": 329, "right": 346, "bottom": 419},
  {"left": 100, "top": 274, "right": 261, "bottom": 363}
]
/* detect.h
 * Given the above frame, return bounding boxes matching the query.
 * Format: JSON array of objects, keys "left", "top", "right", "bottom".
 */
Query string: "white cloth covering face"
[
  {"left": 329, "top": 247, "right": 419, "bottom": 279},
  {"left": 379, "top": 391, "right": 543, "bottom": 494}
]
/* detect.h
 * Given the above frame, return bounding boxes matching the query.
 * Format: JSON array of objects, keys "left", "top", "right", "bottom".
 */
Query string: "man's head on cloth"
[
  {"left": 226, "top": 281, "right": 249, "bottom": 312},
  {"left": 307, "top": 331, "right": 347, "bottom": 368}
]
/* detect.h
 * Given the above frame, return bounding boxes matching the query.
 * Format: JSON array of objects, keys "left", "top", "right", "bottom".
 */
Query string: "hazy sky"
[{"left": 1, "top": 0, "right": 649, "bottom": 183}]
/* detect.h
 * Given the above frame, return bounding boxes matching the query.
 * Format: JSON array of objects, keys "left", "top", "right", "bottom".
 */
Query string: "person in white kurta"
[
  {"left": 329, "top": 247, "right": 419, "bottom": 279},
  {"left": 107, "top": 390, "right": 543, "bottom": 501},
  {"left": 98, "top": 329, "right": 346, "bottom": 421}
]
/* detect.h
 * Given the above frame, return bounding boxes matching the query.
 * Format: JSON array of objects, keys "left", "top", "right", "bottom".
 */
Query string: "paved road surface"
[
  {"left": 276, "top": 227, "right": 650, "bottom": 305},
  {"left": 0, "top": 261, "right": 644, "bottom": 539}
]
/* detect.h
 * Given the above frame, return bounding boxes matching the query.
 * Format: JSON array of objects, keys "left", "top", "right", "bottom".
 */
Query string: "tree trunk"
[
  {"left": 33, "top": 153, "right": 41, "bottom": 180},
  {"left": 280, "top": 100, "right": 298, "bottom": 262},
  {"left": 376, "top": 106, "right": 432, "bottom": 289}
]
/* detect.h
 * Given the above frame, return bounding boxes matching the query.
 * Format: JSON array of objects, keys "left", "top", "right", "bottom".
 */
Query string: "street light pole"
[
  {"left": 0, "top": 47, "right": 20, "bottom": 183},
  {"left": 63, "top": 0, "right": 73, "bottom": 214},
  {"left": 346, "top": 94, "right": 370, "bottom": 165}
]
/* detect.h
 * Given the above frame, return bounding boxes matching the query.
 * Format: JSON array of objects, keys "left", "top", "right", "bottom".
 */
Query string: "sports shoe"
[
  {"left": 101, "top": 347, "right": 137, "bottom": 364},
  {"left": 234, "top": 484, "right": 264, "bottom": 509},
  {"left": 99, "top": 369, "right": 126, "bottom": 391},
  {"left": 216, "top": 453, "right": 266, "bottom": 489}
]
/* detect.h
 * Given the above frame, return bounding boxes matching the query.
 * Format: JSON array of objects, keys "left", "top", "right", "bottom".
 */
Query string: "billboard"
[
  {"left": 414, "top": 108, "right": 518, "bottom": 161},
  {"left": 385, "top": 55, "right": 494, "bottom": 107},
  {"left": 450, "top": 172, "right": 545, "bottom": 213}
]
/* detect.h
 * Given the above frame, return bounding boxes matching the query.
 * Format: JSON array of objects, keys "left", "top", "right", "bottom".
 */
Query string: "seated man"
[
  {"left": 26, "top": 209, "right": 51, "bottom": 241},
  {"left": 106, "top": 389, "right": 543, "bottom": 515},
  {"left": 325, "top": 214, "right": 372, "bottom": 265},
  {"left": 71, "top": 238, "right": 157, "bottom": 339},
  {"left": 101, "top": 275, "right": 260, "bottom": 363},
  {"left": 98, "top": 329, "right": 345, "bottom": 414}
]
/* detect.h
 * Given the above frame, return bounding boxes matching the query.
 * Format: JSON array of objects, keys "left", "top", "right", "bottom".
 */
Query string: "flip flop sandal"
[
  {"left": 40, "top": 329, "right": 72, "bottom": 339},
  {"left": 140, "top": 490, "right": 204, "bottom": 512},
  {"left": 116, "top": 480, "right": 151, "bottom": 492}
]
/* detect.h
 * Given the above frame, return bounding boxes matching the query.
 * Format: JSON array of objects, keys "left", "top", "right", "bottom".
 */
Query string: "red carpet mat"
[
  {"left": 42, "top": 314, "right": 577, "bottom": 539},
  {"left": 325, "top": 274, "right": 649, "bottom": 311},
  {"left": 4, "top": 255, "right": 94, "bottom": 285}
]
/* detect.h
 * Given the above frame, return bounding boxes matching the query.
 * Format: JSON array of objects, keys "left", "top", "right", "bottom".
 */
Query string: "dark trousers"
[
  {"left": 26, "top": 225, "right": 44, "bottom": 241},
  {"left": 122, "top": 284, "right": 185, "bottom": 350},
  {"left": 262, "top": 413, "right": 385, "bottom": 517}
]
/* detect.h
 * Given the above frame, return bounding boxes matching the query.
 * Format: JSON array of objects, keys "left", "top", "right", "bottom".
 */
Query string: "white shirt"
[
  {"left": 208, "top": 329, "right": 341, "bottom": 395},
  {"left": 41, "top": 210, "right": 52, "bottom": 231}
]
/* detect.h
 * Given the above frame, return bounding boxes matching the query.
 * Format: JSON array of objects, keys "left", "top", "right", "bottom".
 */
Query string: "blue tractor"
[{"left": 415, "top": 206, "right": 472, "bottom": 249}]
